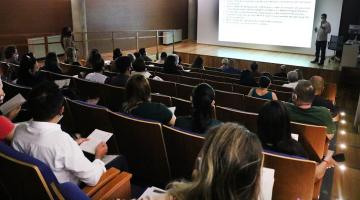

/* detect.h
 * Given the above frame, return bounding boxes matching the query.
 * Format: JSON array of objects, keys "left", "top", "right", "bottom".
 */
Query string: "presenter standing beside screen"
[{"left": 311, "top": 14, "right": 331, "bottom": 66}]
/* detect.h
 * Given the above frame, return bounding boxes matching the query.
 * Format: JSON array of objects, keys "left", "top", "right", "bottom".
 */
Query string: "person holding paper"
[
  {"left": 12, "top": 82, "right": 108, "bottom": 186},
  {"left": 311, "top": 13, "right": 331, "bottom": 66},
  {"left": 0, "top": 79, "right": 22, "bottom": 120}
]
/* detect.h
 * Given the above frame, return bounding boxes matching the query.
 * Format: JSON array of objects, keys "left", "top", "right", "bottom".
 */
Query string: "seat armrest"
[
  {"left": 82, "top": 167, "right": 120, "bottom": 197},
  {"left": 91, "top": 172, "right": 132, "bottom": 200}
]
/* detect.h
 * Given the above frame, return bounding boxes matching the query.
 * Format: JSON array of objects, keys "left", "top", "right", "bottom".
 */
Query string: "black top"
[
  {"left": 312, "top": 95, "right": 338, "bottom": 117},
  {"left": 127, "top": 102, "right": 173, "bottom": 124},
  {"left": 263, "top": 139, "right": 308, "bottom": 158},
  {"left": 175, "top": 116, "right": 222, "bottom": 134},
  {"left": 17, "top": 72, "right": 46, "bottom": 87},
  {"left": 105, "top": 74, "right": 129, "bottom": 87},
  {"left": 43, "top": 65, "right": 63, "bottom": 74}
]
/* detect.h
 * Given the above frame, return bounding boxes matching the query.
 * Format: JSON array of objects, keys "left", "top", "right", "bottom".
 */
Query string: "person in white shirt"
[
  {"left": 311, "top": 13, "right": 331, "bottom": 66},
  {"left": 282, "top": 70, "right": 299, "bottom": 89},
  {"left": 12, "top": 82, "right": 108, "bottom": 186},
  {"left": 85, "top": 57, "right": 109, "bottom": 84},
  {"left": 131, "top": 58, "right": 153, "bottom": 79}
]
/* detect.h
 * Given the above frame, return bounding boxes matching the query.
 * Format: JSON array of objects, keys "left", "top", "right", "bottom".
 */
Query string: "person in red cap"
[{"left": 0, "top": 115, "right": 15, "bottom": 141}]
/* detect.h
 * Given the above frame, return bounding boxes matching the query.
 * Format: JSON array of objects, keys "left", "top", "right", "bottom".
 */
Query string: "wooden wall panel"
[
  {"left": 85, "top": 0, "right": 188, "bottom": 52},
  {"left": 0, "top": 0, "right": 73, "bottom": 56}
]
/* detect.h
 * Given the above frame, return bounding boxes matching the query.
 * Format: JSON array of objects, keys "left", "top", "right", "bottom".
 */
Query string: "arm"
[
  {"left": 272, "top": 92, "right": 278, "bottom": 101},
  {"left": 168, "top": 115, "right": 176, "bottom": 126}
]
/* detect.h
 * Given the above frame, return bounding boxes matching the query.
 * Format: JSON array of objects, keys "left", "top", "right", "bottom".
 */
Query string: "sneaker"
[
  {"left": 318, "top": 62, "right": 324, "bottom": 66},
  {"left": 310, "top": 60, "right": 318, "bottom": 64}
]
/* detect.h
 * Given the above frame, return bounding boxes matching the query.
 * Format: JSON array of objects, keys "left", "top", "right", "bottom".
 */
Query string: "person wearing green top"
[{"left": 286, "top": 80, "right": 336, "bottom": 137}]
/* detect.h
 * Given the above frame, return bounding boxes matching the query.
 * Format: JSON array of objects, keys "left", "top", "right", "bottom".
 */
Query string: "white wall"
[{"left": 197, "top": 0, "right": 343, "bottom": 55}]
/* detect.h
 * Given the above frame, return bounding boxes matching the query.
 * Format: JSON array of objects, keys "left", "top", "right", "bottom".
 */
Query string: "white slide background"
[{"left": 198, "top": 0, "right": 343, "bottom": 55}]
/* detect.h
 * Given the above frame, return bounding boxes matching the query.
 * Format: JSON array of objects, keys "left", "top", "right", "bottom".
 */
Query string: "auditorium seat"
[
  {"left": 162, "top": 125, "right": 205, "bottom": 180},
  {"left": 66, "top": 99, "right": 120, "bottom": 155},
  {"left": 151, "top": 93, "right": 172, "bottom": 107},
  {"left": 215, "top": 90, "right": 243, "bottom": 110},
  {"left": 275, "top": 90, "right": 292, "bottom": 102},
  {"left": 202, "top": 68, "right": 240, "bottom": 79},
  {"left": 272, "top": 79, "right": 289, "bottom": 85},
  {"left": 215, "top": 106, "right": 258, "bottom": 133},
  {"left": 204, "top": 79, "right": 233, "bottom": 92},
  {"left": 108, "top": 111, "right": 171, "bottom": 187},
  {"left": 103, "top": 71, "right": 119, "bottom": 77},
  {"left": 71, "top": 78, "right": 102, "bottom": 100},
  {"left": 176, "top": 83, "right": 194, "bottom": 100},
  {"left": 148, "top": 79, "right": 177, "bottom": 97},
  {"left": 178, "top": 76, "right": 202, "bottom": 86},
  {"left": 263, "top": 151, "right": 316, "bottom": 200},
  {"left": 171, "top": 97, "right": 192, "bottom": 117},
  {"left": 269, "top": 84, "right": 294, "bottom": 93},
  {"left": 59, "top": 63, "right": 92, "bottom": 77},
  {"left": 202, "top": 74, "right": 238, "bottom": 83},
  {"left": 323, "top": 82, "right": 337, "bottom": 103},
  {"left": 233, "top": 84, "right": 253, "bottom": 95},
  {"left": 0, "top": 142, "right": 132, "bottom": 200},
  {"left": 98, "top": 84, "right": 126, "bottom": 111},
  {"left": 2, "top": 80, "right": 32, "bottom": 102},
  {"left": 40, "top": 70, "right": 74, "bottom": 81},
  {"left": 181, "top": 71, "right": 203, "bottom": 79},
  {"left": 153, "top": 72, "right": 179, "bottom": 83},
  {"left": 242, "top": 96, "right": 269, "bottom": 113}
]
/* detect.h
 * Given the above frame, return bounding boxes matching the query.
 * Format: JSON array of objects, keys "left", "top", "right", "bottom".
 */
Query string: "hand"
[
  {"left": 324, "top": 150, "right": 337, "bottom": 168},
  {"left": 95, "top": 142, "right": 108, "bottom": 159},
  {"left": 75, "top": 138, "right": 89, "bottom": 145},
  {"left": 5, "top": 105, "right": 21, "bottom": 120}
]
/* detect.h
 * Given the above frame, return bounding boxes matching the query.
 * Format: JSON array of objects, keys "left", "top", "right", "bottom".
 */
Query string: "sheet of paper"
[
  {"left": 80, "top": 129, "right": 113, "bottom": 154},
  {"left": 0, "top": 94, "right": 26, "bottom": 115},
  {"left": 54, "top": 79, "right": 71, "bottom": 89},
  {"left": 168, "top": 107, "right": 176, "bottom": 115},
  {"left": 291, "top": 134, "right": 299, "bottom": 141},
  {"left": 101, "top": 155, "right": 118, "bottom": 165},
  {"left": 184, "top": 70, "right": 191, "bottom": 72},
  {"left": 260, "top": 167, "right": 275, "bottom": 200},
  {"left": 138, "top": 186, "right": 166, "bottom": 199}
]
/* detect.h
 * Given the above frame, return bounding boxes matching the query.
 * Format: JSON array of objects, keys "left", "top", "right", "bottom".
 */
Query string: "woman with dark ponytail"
[{"left": 175, "top": 83, "right": 222, "bottom": 134}]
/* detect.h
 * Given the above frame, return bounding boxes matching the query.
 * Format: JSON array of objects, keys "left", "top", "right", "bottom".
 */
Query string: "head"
[
  {"left": 27, "top": 81, "right": 65, "bottom": 122},
  {"left": 280, "top": 65, "right": 286, "bottom": 73},
  {"left": 321, "top": 13, "right": 327, "bottom": 22},
  {"left": 45, "top": 52, "right": 59, "bottom": 68},
  {"left": 139, "top": 48, "right": 146, "bottom": 56},
  {"left": 132, "top": 58, "right": 146, "bottom": 72},
  {"left": 4, "top": 46, "right": 18, "bottom": 62},
  {"left": 115, "top": 56, "right": 131, "bottom": 74},
  {"left": 65, "top": 47, "right": 77, "bottom": 63},
  {"left": 258, "top": 76, "right": 271, "bottom": 89},
  {"left": 19, "top": 53, "right": 39, "bottom": 75},
  {"left": 287, "top": 70, "right": 299, "bottom": 83},
  {"left": 310, "top": 76, "right": 325, "bottom": 95},
  {"left": 92, "top": 57, "right": 105, "bottom": 72},
  {"left": 191, "top": 83, "right": 216, "bottom": 133},
  {"left": 61, "top": 26, "right": 72, "bottom": 37},
  {"left": 0, "top": 116, "right": 15, "bottom": 141},
  {"left": 257, "top": 101, "right": 291, "bottom": 147},
  {"left": 87, "top": 49, "right": 100, "bottom": 66},
  {"left": 160, "top": 52, "right": 167, "bottom": 60},
  {"left": 134, "top": 52, "right": 141, "bottom": 59},
  {"left": 169, "top": 123, "right": 263, "bottom": 200},
  {"left": 221, "top": 58, "right": 230, "bottom": 66},
  {"left": 113, "top": 48, "right": 122, "bottom": 60},
  {"left": 250, "top": 62, "right": 258, "bottom": 72},
  {"left": 125, "top": 74, "right": 151, "bottom": 110},
  {"left": 293, "top": 80, "right": 315, "bottom": 106},
  {"left": 191, "top": 56, "right": 204, "bottom": 69}
]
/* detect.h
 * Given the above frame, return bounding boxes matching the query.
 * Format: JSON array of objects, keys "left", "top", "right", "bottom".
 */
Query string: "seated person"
[
  {"left": 142, "top": 123, "right": 263, "bottom": 200},
  {"left": 220, "top": 58, "right": 241, "bottom": 75},
  {"left": 156, "top": 52, "right": 167, "bottom": 64},
  {"left": 248, "top": 76, "right": 278, "bottom": 100},
  {"left": 175, "top": 83, "right": 222, "bottom": 134},
  {"left": 12, "top": 82, "right": 108, "bottom": 186},
  {"left": 43, "top": 52, "right": 63, "bottom": 74},
  {"left": 310, "top": 75, "right": 339, "bottom": 118},
  {"left": 190, "top": 56, "right": 205, "bottom": 70},
  {"left": 109, "top": 48, "right": 122, "bottom": 71},
  {"left": 274, "top": 65, "right": 287, "bottom": 78},
  {"left": 239, "top": 69, "right": 258, "bottom": 87},
  {"left": 16, "top": 53, "right": 45, "bottom": 87},
  {"left": 131, "top": 58, "right": 152, "bottom": 79},
  {"left": 0, "top": 78, "right": 22, "bottom": 120},
  {"left": 258, "top": 100, "right": 336, "bottom": 180},
  {"left": 139, "top": 48, "right": 152, "bottom": 62},
  {"left": 122, "top": 75, "right": 176, "bottom": 125},
  {"left": 64, "top": 47, "right": 81, "bottom": 66},
  {"left": 286, "top": 80, "right": 336, "bottom": 137},
  {"left": 85, "top": 49, "right": 100, "bottom": 68},
  {"left": 282, "top": 70, "right": 299, "bottom": 89},
  {"left": 250, "top": 62, "right": 262, "bottom": 77},
  {"left": 85, "top": 56, "right": 109, "bottom": 84},
  {"left": 0, "top": 116, "right": 15, "bottom": 142},
  {"left": 3, "top": 46, "right": 19, "bottom": 65},
  {"left": 105, "top": 56, "right": 131, "bottom": 87},
  {"left": 162, "top": 55, "right": 182, "bottom": 75}
]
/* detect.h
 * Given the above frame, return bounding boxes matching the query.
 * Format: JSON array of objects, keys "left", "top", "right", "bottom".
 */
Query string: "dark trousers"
[{"left": 315, "top": 41, "right": 327, "bottom": 63}]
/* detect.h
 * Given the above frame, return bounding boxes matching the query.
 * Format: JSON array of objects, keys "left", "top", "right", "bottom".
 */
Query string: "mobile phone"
[{"left": 332, "top": 153, "right": 345, "bottom": 162}]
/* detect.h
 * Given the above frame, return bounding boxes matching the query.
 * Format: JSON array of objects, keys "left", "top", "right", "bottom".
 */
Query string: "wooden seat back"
[
  {"left": 204, "top": 80, "right": 233, "bottom": 92},
  {"left": 176, "top": 83, "right": 194, "bottom": 100},
  {"left": 171, "top": 97, "right": 192, "bottom": 117},
  {"left": 148, "top": 79, "right": 177, "bottom": 97},
  {"left": 233, "top": 84, "right": 253, "bottom": 95},
  {"left": 215, "top": 90, "right": 243, "bottom": 110},
  {"left": 216, "top": 106, "right": 258, "bottom": 133},
  {"left": 242, "top": 96, "right": 269, "bottom": 113}
]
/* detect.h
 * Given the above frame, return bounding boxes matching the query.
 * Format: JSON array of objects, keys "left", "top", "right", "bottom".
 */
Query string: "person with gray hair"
[
  {"left": 220, "top": 58, "right": 241, "bottom": 75},
  {"left": 285, "top": 80, "right": 336, "bottom": 137},
  {"left": 282, "top": 70, "right": 299, "bottom": 89}
]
